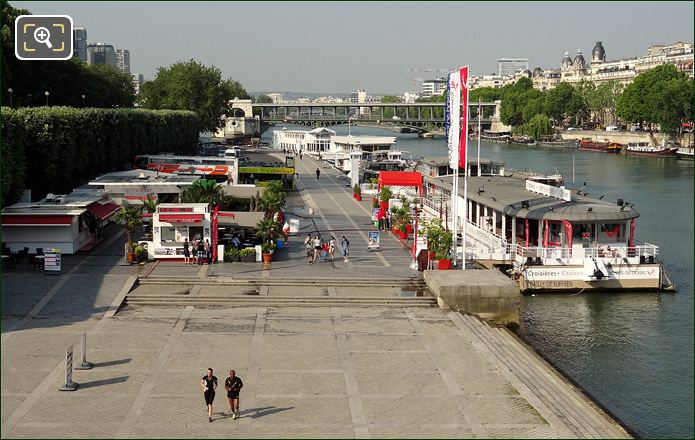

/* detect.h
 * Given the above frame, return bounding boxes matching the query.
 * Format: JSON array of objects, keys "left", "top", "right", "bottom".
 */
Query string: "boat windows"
[{"left": 599, "top": 223, "right": 625, "bottom": 243}]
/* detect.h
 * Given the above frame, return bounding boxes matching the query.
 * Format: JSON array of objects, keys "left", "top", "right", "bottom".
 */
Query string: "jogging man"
[
  {"left": 225, "top": 370, "right": 244, "bottom": 420},
  {"left": 201, "top": 368, "right": 218, "bottom": 422},
  {"left": 316, "top": 168, "right": 320, "bottom": 180}
]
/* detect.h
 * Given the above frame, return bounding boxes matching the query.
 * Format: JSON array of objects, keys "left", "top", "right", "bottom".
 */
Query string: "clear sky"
[{"left": 13, "top": 1, "right": 695, "bottom": 95}]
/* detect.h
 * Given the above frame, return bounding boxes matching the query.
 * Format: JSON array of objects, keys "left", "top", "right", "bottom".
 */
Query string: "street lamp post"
[
  {"left": 7, "top": 88, "right": 13, "bottom": 107},
  {"left": 45, "top": 91, "right": 49, "bottom": 106},
  {"left": 81, "top": 94, "right": 86, "bottom": 107}
]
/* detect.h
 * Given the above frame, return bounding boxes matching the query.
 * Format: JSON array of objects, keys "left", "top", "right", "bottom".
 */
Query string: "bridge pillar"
[
  {"left": 405, "top": 107, "right": 409, "bottom": 120},
  {"left": 418, "top": 107, "right": 421, "bottom": 119}
]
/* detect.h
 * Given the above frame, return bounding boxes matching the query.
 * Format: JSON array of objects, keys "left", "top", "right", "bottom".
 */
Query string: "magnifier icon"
[{"left": 33, "top": 26, "right": 53, "bottom": 49}]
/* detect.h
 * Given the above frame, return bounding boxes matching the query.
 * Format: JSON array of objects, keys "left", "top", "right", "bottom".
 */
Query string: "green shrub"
[
  {"left": 1, "top": 106, "right": 199, "bottom": 207},
  {"left": 239, "top": 247, "right": 256, "bottom": 257}
]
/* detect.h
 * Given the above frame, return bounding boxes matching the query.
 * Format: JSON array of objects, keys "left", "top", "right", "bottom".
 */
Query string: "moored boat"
[
  {"left": 480, "top": 132, "right": 511, "bottom": 143},
  {"left": 537, "top": 136, "right": 579, "bottom": 148},
  {"left": 579, "top": 139, "right": 622, "bottom": 153},
  {"left": 626, "top": 142, "right": 678, "bottom": 157},
  {"left": 676, "top": 144, "right": 694, "bottom": 160},
  {"left": 510, "top": 135, "right": 536, "bottom": 146},
  {"left": 420, "top": 162, "right": 667, "bottom": 293}
]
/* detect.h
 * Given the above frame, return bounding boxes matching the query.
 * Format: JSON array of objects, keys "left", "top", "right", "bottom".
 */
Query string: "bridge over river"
[{"left": 252, "top": 101, "right": 507, "bottom": 132}]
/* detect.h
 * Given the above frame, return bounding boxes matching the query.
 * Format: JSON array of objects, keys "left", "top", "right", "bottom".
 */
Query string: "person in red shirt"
[{"left": 377, "top": 206, "right": 386, "bottom": 231}]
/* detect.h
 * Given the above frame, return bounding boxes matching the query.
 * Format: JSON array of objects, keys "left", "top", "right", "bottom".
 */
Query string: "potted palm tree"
[
  {"left": 261, "top": 241, "right": 276, "bottom": 263},
  {"left": 379, "top": 186, "right": 393, "bottom": 211},
  {"left": 435, "top": 229, "right": 454, "bottom": 270},
  {"left": 256, "top": 218, "right": 279, "bottom": 263},
  {"left": 181, "top": 179, "right": 222, "bottom": 204},
  {"left": 115, "top": 206, "right": 143, "bottom": 264},
  {"left": 353, "top": 184, "right": 362, "bottom": 201}
]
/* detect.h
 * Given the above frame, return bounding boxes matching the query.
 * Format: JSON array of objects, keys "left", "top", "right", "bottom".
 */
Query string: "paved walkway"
[{"left": 1, "top": 156, "right": 629, "bottom": 438}]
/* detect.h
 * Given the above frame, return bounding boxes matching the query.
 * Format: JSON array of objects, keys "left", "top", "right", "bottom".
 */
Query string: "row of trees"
[
  {"left": 488, "top": 64, "right": 692, "bottom": 136},
  {"left": 1, "top": 1, "right": 137, "bottom": 108},
  {"left": 2, "top": 1, "right": 251, "bottom": 133},
  {"left": 1, "top": 107, "right": 199, "bottom": 207}
]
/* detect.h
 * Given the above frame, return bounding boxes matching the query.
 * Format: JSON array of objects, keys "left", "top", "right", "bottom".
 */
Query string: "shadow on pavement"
[
  {"left": 93, "top": 358, "right": 132, "bottom": 368},
  {"left": 78, "top": 375, "right": 129, "bottom": 389}
]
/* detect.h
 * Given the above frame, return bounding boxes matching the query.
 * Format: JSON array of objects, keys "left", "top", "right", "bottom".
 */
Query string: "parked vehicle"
[{"left": 606, "top": 125, "right": 619, "bottom": 132}]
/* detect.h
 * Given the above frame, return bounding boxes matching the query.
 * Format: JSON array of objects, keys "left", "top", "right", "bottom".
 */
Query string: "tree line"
[{"left": 485, "top": 65, "right": 692, "bottom": 137}]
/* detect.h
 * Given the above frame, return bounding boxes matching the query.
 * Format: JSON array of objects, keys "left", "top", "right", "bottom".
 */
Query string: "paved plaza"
[{"left": 1, "top": 156, "right": 629, "bottom": 438}]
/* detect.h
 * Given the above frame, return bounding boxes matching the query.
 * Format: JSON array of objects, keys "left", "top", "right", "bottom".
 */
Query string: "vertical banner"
[
  {"left": 446, "top": 71, "right": 461, "bottom": 170},
  {"left": 212, "top": 204, "right": 219, "bottom": 261},
  {"left": 459, "top": 66, "right": 469, "bottom": 169}
]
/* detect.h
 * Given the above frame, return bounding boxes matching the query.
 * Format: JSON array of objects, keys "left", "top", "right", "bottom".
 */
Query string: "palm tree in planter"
[
  {"left": 353, "top": 184, "right": 362, "bottom": 201},
  {"left": 421, "top": 218, "right": 443, "bottom": 261},
  {"left": 115, "top": 206, "right": 143, "bottom": 263},
  {"left": 142, "top": 193, "right": 158, "bottom": 214},
  {"left": 379, "top": 186, "right": 393, "bottom": 210},
  {"left": 396, "top": 207, "right": 411, "bottom": 239},
  {"left": 256, "top": 218, "right": 280, "bottom": 263},
  {"left": 434, "top": 228, "right": 454, "bottom": 270}
]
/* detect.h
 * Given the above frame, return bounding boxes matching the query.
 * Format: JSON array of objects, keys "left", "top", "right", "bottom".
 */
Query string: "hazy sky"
[{"left": 13, "top": 1, "right": 695, "bottom": 95}]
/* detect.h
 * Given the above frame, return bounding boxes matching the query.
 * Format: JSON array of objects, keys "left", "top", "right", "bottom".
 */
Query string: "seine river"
[{"left": 263, "top": 124, "right": 694, "bottom": 438}]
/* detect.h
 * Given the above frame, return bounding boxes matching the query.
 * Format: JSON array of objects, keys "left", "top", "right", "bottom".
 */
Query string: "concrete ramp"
[{"left": 424, "top": 269, "right": 520, "bottom": 324}]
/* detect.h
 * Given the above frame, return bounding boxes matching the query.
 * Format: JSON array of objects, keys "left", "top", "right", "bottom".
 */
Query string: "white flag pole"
[
  {"left": 450, "top": 72, "right": 460, "bottom": 267},
  {"left": 461, "top": 67, "right": 470, "bottom": 270}
]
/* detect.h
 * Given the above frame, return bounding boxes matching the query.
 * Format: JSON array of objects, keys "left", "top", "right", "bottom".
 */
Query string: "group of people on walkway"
[
  {"left": 183, "top": 237, "right": 213, "bottom": 265},
  {"left": 304, "top": 233, "right": 350, "bottom": 264},
  {"left": 201, "top": 368, "right": 244, "bottom": 422}
]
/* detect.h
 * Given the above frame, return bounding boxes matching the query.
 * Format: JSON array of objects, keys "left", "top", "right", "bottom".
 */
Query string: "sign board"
[
  {"left": 288, "top": 217, "right": 300, "bottom": 235},
  {"left": 371, "top": 208, "right": 380, "bottom": 222},
  {"left": 368, "top": 231, "right": 380, "bottom": 250},
  {"left": 525, "top": 180, "right": 572, "bottom": 202},
  {"left": 44, "top": 248, "right": 61, "bottom": 274},
  {"left": 239, "top": 166, "right": 295, "bottom": 175}
]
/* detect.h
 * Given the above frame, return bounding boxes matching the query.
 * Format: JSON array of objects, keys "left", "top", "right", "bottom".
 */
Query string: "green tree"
[
  {"left": 499, "top": 78, "right": 538, "bottom": 127},
  {"left": 141, "top": 59, "right": 249, "bottom": 132},
  {"left": 617, "top": 65, "right": 691, "bottom": 134},
  {"left": 588, "top": 80, "right": 623, "bottom": 125},
  {"left": 524, "top": 114, "right": 552, "bottom": 140},
  {"left": 181, "top": 179, "right": 222, "bottom": 204},
  {"left": 115, "top": 206, "right": 143, "bottom": 253},
  {"left": 256, "top": 94, "right": 273, "bottom": 103},
  {"left": 543, "top": 82, "right": 584, "bottom": 126},
  {"left": 470, "top": 87, "right": 502, "bottom": 118}
]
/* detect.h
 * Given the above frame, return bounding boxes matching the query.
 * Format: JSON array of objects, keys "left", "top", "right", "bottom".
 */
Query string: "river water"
[{"left": 262, "top": 124, "right": 694, "bottom": 438}]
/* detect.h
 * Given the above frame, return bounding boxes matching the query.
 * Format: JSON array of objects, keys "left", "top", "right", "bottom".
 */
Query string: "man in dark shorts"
[
  {"left": 224, "top": 369, "right": 244, "bottom": 419},
  {"left": 201, "top": 368, "right": 218, "bottom": 422}
]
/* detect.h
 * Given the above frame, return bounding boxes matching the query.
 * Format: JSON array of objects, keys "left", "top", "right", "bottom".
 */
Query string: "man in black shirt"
[
  {"left": 224, "top": 370, "right": 244, "bottom": 420},
  {"left": 201, "top": 368, "right": 218, "bottom": 422}
]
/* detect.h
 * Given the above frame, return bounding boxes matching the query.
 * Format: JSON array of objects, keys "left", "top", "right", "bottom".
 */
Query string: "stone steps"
[
  {"left": 138, "top": 276, "right": 427, "bottom": 288},
  {"left": 451, "top": 313, "right": 630, "bottom": 439},
  {"left": 125, "top": 294, "right": 437, "bottom": 308}
]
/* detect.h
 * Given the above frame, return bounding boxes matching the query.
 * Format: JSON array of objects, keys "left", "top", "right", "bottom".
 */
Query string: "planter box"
[
  {"left": 437, "top": 259, "right": 452, "bottom": 270},
  {"left": 239, "top": 255, "right": 255, "bottom": 263},
  {"left": 406, "top": 224, "right": 413, "bottom": 234},
  {"left": 399, "top": 232, "right": 408, "bottom": 239}
]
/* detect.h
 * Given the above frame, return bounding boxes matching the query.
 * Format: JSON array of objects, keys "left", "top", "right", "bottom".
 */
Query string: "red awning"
[
  {"left": 377, "top": 171, "right": 423, "bottom": 190},
  {"left": 159, "top": 214, "right": 204, "bottom": 223},
  {"left": 1, "top": 215, "right": 73, "bottom": 225},
  {"left": 86, "top": 202, "right": 120, "bottom": 220}
]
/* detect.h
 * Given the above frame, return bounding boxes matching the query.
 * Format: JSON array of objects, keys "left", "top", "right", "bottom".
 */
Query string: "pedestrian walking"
[
  {"left": 316, "top": 168, "right": 320, "bottom": 180},
  {"left": 183, "top": 237, "right": 191, "bottom": 265},
  {"left": 304, "top": 233, "right": 313, "bottom": 264},
  {"left": 341, "top": 235, "right": 350, "bottom": 263},
  {"left": 313, "top": 234, "right": 322, "bottom": 262},
  {"left": 201, "top": 368, "right": 218, "bottom": 422},
  {"left": 300, "top": 151, "right": 303, "bottom": 160},
  {"left": 205, "top": 239, "right": 212, "bottom": 264},
  {"left": 225, "top": 370, "right": 244, "bottom": 420},
  {"left": 377, "top": 205, "right": 386, "bottom": 231},
  {"left": 328, "top": 236, "right": 336, "bottom": 262},
  {"left": 197, "top": 240, "right": 206, "bottom": 265}
]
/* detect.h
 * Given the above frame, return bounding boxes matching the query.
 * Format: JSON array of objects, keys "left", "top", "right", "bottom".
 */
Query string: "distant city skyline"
[{"left": 13, "top": 1, "right": 695, "bottom": 94}]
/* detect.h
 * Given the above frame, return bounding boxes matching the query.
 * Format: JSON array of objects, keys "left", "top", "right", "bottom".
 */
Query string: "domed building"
[
  {"left": 561, "top": 51, "right": 573, "bottom": 69},
  {"left": 592, "top": 41, "right": 606, "bottom": 63},
  {"left": 520, "top": 69, "right": 532, "bottom": 78},
  {"left": 573, "top": 50, "right": 586, "bottom": 69},
  {"left": 532, "top": 67, "right": 543, "bottom": 77}
]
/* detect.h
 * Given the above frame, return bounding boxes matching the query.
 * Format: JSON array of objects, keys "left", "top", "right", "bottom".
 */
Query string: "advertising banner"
[
  {"left": 445, "top": 71, "right": 461, "bottom": 169},
  {"left": 368, "top": 231, "right": 380, "bottom": 250},
  {"left": 459, "top": 66, "right": 469, "bottom": 168}
]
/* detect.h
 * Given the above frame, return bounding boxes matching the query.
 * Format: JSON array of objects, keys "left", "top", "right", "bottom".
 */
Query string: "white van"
[
  {"left": 605, "top": 125, "right": 619, "bottom": 132},
  {"left": 223, "top": 148, "right": 240, "bottom": 158}
]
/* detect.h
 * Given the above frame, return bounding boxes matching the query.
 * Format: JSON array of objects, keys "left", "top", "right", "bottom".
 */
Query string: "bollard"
[
  {"left": 58, "top": 345, "right": 78, "bottom": 391},
  {"left": 75, "top": 333, "right": 93, "bottom": 370}
]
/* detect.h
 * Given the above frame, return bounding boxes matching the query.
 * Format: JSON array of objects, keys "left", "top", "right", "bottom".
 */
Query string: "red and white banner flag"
[
  {"left": 459, "top": 66, "right": 469, "bottom": 169},
  {"left": 446, "top": 71, "right": 461, "bottom": 170}
]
